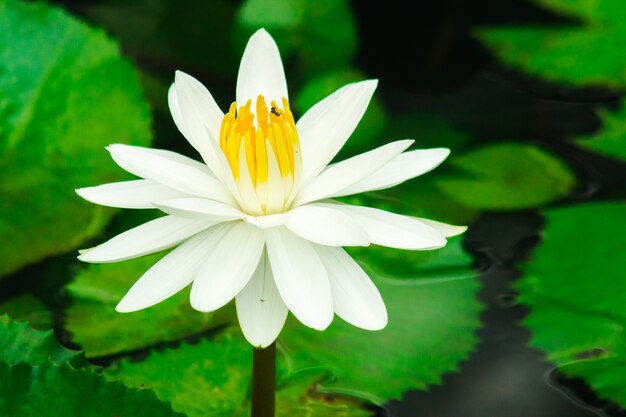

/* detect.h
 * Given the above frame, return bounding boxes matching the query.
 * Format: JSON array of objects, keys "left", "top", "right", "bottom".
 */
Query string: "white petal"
[
  {"left": 172, "top": 72, "right": 224, "bottom": 177},
  {"left": 315, "top": 245, "right": 387, "bottom": 330},
  {"left": 324, "top": 203, "right": 447, "bottom": 250},
  {"left": 76, "top": 180, "right": 188, "bottom": 209},
  {"left": 116, "top": 225, "right": 230, "bottom": 312},
  {"left": 107, "top": 144, "right": 235, "bottom": 205},
  {"left": 335, "top": 148, "right": 450, "bottom": 197},
  {"left": 190, "top": 222, "right": 265, "bottom": 312},
  {"left": 236, "top": 29, "right": 288, "bottom": 110},
  {"left": 285, "top": 204, "right": 370, "bottom": 247},
  {"left": 413, "top": 218, "right": 467, "bottom": 238},
  {"left": 243, "top": 213, "right": 287, "bottom": 229},
  {"left": 265, "top": 227, "right": 333, "bottom": 330},
  {"left": 78, "top": 215, "right": 216, "bottom": 263},
  {"left": 297, "top": 80, "right": 378, "bottom": 184},
  {"left": 154, "top": 197, "right": 244, "bottom": 220},
  {"left": 236, "top": 252, "right": 288, "bottom": 348},
  {"left": 295, "top": 139, "right": 414, "bottom": 206},
  {"left": 168, "top": 84, "right": 189, "bottom": 139}
]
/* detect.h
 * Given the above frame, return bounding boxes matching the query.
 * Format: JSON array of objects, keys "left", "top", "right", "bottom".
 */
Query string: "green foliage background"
[{"left": 1, "top": 0, "right": 626, "bottom": 415}]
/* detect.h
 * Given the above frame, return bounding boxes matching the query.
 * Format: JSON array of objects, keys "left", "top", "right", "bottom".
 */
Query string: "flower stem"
[{"left": 251, "top": 342, "right": 276, "bottom": 417}]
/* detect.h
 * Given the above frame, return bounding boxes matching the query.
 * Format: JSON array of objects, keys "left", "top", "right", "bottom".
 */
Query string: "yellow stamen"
[
  {"left": 225, "top": 123, "right": 239, "bottom": 178},
  {"left": 255, "top": 126, "right": 268, "bottom": 184},
  {"left": 219, "top": 95, "right": 300, "bottom": 189},
  {"left": 272, "top": 123, "right": 291, "bottom": 177},
  {"left": 244, "top": 131, "right": 256, "bottom": 184}
]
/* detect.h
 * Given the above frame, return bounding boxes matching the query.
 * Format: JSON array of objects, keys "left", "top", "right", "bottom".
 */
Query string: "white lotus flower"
[{"left": 76, "top": 29, "right": 465, "bottom": 348}]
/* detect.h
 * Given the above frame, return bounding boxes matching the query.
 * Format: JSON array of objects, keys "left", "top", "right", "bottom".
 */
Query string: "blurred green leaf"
[
  {"left": 82, "top": 0, "right": 239, "bottom": 79},
  {"left": 537, "top": 0, "right": 626, "bottom": 22},
  {"left": 0, "top": 361, "right": 183, "bottom": 417},
  {"left": 239, "top": 0, "right": 305, "bottom": 30},
  {"left": 106, "top": 331, "right": 370, "bottom": 416},
  {"left": 353, "top": 180, "right": 477, "bottom": 227},
  {"left": 518, "top": 202, "right": 626, "bottom": 407},
  {"left": 106, "top": 238, "right": 481, "bottom": 410},
  {"left": 0, "top": 294, "right": 52, "bottom": 330},
  {"left": 576, "top": 102, "right": 626, "bottom": 162},
  {"left": 236, "top": 0, "right": 357, "bottom": 76},
  {"left": 435, "top": 143, "right": 576, "bottom": 210},
  {"left": 295, "top": 69, "right": 387, "bottom": 157},
  {"left": 0, "top": 316, "right": 82, "bottom": 367},
  {"left": 0, "top": 0, "right": 151, "bottom": 277},
  {"left": 340, "top": 166, "right": 477, "bottom": 227},
  {"left": 386, "top": 112, "right": 472, "bottom": 152},
  {"left": 477, "top": 0, "right": 626, "bottom": 87}
]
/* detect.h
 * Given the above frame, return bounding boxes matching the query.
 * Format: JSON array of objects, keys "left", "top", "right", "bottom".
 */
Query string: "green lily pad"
[
  {"left": 0, "top": 361, "right": 183, "bottom": 417},
  {"left": 537, "top": 0, "right": 624, "bottom": 20},
  {"left": 0, "top": 317, "right": 181, "bottom": 416},
  {"left": 476, "top": 0, "right": 626, "bottom": 87},
  {"left": 282, "top": 237, "right": 480, "bottom": 401},
  {"left": 274, "top": 369, "right": 370, "bottom": 416},
  {"left": 518, "top": 202, "right": 626, "bottom": 407},
  {"left": 435, "top": 142, "right": 576, "bottom": 210},
  {"left": 0, "top": 0, "right": 151, "bottom": 277},
  {"left": 105, "top": 333, "right": 252, "bottom": 417},
  {"left": 0, "top": 294, "right": 52, "bottom": 330},
  {"left": 576, "top": 102, "right": 626, "bottom": 162},
  {"left": 106, "top": 238, "right": 481, "bottom": 412},
  {"left": 0, "top": 316, "right": 82, "bottom": 367},
  {"left": 106, "top": 331, "right": 370, "bottom": 416}
]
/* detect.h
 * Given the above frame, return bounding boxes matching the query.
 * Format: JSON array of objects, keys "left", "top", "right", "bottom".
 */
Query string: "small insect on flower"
[{"left": 76, "top": 29, "right": 465, "bottom": 348}]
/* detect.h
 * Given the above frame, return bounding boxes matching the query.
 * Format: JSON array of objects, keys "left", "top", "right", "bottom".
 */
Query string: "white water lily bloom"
[{"left": 76, "top": 29, "right": 465, "bottom": 348}]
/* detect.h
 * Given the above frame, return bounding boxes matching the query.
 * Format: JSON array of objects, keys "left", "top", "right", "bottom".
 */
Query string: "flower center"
[{"left": 219, "top": 95, "right": 302, "bottom": 215}]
